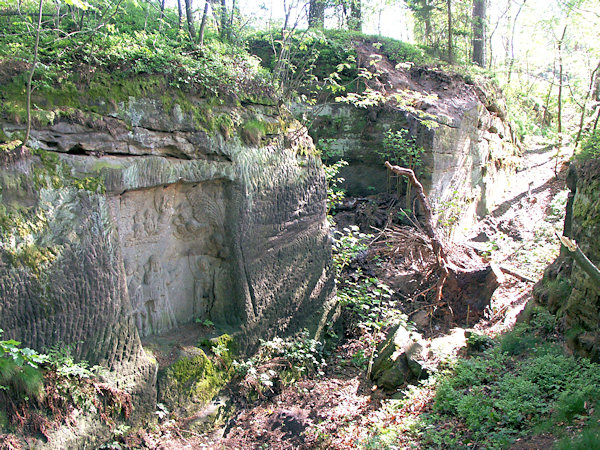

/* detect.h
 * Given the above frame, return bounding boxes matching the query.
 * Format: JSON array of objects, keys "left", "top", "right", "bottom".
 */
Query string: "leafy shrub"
[
  {"left": 0, "top": 333, "right": 130, "bottom": 440},
  {"left": 466, "top": 332, "right": 495, "bottom": 352},
  {"left": 0, "top": 0, "right": 273, "bottom": 105},
  {"left": 427, "top": 323, "right": 600, "bottom": 448},
  {"left": 556, "top": 428, "right": 600, "bottom": 450},
  {"left": 0, "top": 330, "right": 47, "bottom": 400},
  {"left": 576, "top": 129, "right": 600, "bottom": 160},
  {"left": 233, "top": 330, "right": 326, "bottom": 399}
]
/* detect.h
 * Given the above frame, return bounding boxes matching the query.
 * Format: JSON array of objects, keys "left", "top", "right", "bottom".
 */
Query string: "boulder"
[{"left": 370, "top": 323, "right": 429, "bottom": 390}]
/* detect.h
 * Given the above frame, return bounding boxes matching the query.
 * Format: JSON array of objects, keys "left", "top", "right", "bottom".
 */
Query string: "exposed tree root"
[{"left": 384, "top": 161, "right": 499, "bottom": 318}]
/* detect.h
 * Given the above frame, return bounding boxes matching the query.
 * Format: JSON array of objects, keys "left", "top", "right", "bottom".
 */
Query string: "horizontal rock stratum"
[{"left": 0, "top": 86, "right": 336, "bottom": 421}]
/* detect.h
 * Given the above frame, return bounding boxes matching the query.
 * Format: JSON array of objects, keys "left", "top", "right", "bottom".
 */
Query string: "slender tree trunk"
[
  {"left": 385, "top": 162, "right": 449, "bottom": 303},
  {"left": 472, "top": 0, "right": 486, "bottom": 67},
  {"left": 446, "top": 0, "right": 453, "bottom": 63},
  {"left": 349, "top": 0, "right": 361, "bottom": 32},
  {"left": 198, "top": 0, "right": 209, "bottom": 45},
  {"left": 557, "top": 26, "right": 567, "bottom": 144},
  {"left": 24, "top": 0, "right": 44, "bottom": 148},
  {"left": 220, "top": 0, "right": 227, "bottom": 39},
  {"left": 54, "top": 0, "right": 60, "bottom": 29},
  {"left": 308, "top": 0, "right": 325, "bottom": 29},
  {"left": 487, "top": 0, "right": 510, "bottom": 70},
  {"left": 158, "top": 0, "right": 165, "bottom": 31},
  {"left": 559, "top": 235, "right": 600, "bottom": 287},
  {"left": 229, "top": 0, "right": 235, "bottom": 28},
  {"left": 555, "top": 24, "right": 567, "bottom": 177},
  {"left": 177, "top": 0, "right": 183, "bottom": 30},
  {"left": 184, "top": 0, "right": 196, "bottom": 39},
  {"left": 424, "top": 18, "right": 431, "bottom": 44},
  {"left": 507, "top": 0, "right": 525, "bottom": 85},
  {"left": 209, "top": 0, "right": 221, "bottom": 35},
  {"left": 575, "top": 60, "right": 600, "bottom": 147}
]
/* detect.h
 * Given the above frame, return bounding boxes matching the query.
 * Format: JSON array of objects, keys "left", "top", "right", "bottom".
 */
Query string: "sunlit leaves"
[{"left": 64, "top": 0, "right": 90, "bottom": 10}]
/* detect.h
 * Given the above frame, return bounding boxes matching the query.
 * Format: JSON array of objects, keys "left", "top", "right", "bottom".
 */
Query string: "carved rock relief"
[{"left": 118, "top": 182, "right": 233, "bottom": 336}]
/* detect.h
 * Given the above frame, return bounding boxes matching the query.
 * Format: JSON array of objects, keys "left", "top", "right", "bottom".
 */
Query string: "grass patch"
[{"left": 362, "top": 310, "right": 600, "bottom": 449}]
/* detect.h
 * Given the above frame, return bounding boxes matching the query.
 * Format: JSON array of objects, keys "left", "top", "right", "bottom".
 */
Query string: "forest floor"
[{"left": 137, "top": 141, "right": 570, "bottom": 449}]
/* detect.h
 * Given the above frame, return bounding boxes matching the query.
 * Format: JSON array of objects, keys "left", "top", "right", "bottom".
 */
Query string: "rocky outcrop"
[
  {"left": 370, "top": 322, "right": 428, "bottom": 390},
  {"left": 301, "top": 49, "right": 521, "bottom": 237},
  {"left": 0, "top": 85, "right": 335, "bottom": 420},
  {"left": 533, "top": 158, "right": 600, "bottom": 360}
]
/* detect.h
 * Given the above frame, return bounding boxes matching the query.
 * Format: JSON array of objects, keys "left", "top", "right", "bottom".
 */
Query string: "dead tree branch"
[
  {"left": 385, "top": 161, "right": 449, "bottom": 302},
  {"left": 559, "top": 234, "right": 600, "bottom": 286}
]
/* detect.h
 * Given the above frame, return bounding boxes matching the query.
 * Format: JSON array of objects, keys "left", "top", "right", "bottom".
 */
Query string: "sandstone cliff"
[
  {"left": 533, "top": 158, "right": 600, "bottom": 360},
  {"left": 0, "top": 79, "right": 336, "bottom": 417},
  {"left": 300, "top": 42, "right": 521, "bottom": 237}
]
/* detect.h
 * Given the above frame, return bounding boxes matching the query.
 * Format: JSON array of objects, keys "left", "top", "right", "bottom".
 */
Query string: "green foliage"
[
  {"left": 0, "top": 330, "right": 47, "bottom": 399},
  {"left": 0, "top": 0, "right": 273, "bottom": 111},
  {"left": 248, "top": 28, "right": 359, "bottom": 99},
  {"left": 378, "top": 128, "right": 424, "bottom": 205},
  {"left": 324, "top": 159, "right": 348, "bottom": 217},
  {"left": 465, "top": 332, "right": 494, "bottom": 352},
  {"left": 556, "top": 428, "right": 600, "bottom": 450},
  {"left": 234, "top": 330, "right": 325, "bottom": 398},
  {"left": 200, "top": 334, "right": 236, "bottom": 368},
  {"left": 161, "top": 349, "right": 230, "bottom": 412},
  {"left": 338, "top": 277, "right": 398, "bottom": 335},
  {"left": 575, "top": 129, "right": 600, "bottom": 161},
  {"left": 240, "top": 119, "right": 267, "bottom": 146},
  {"left": 44, "top": 345, "right": 103, "bottom": 379},
  {"left": 370, "top": 36, "right": 430, "bottom": 67},
  {"left": 332, "top": 225, "right": 369, "bottom": 276},
  {"left": 248, "top": 29, "right": 429, "bottom": 101},
  {"left": 379, "top": 129, "right": 424, "bottom": 170},
  {"left": 414, "top": 316, "right": 600, "bottom": 448}
]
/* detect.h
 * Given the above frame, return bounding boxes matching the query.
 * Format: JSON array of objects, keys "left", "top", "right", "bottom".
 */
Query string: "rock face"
[
  {"left": 302, "top": 57, "right": 520, "bottom": 237},
  {"left": 533, "top": 158, "right": 600, "bottom": 360},
  {"left": 370, "top": 322, "right": 429, "bottom": 390},
  {"left": 0, "top": 87, "right": 335, "bottom": 410}
]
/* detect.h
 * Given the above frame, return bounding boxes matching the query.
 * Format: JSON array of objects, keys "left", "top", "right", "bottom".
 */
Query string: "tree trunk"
[
  {"left": 471, "top": 0, "right": 486, "bottom": 67},
  {"left": 385, "top": 162, "right": 500, "bottom": 317},
  {"left": 385, "top": 162, "right": 449, "bottom": 302},
  {"left": 559, "top": 235, "right": 600, "bottom": 287},
  {"left": 183, "top": 0, "right": 196, "bottom": 39},
  {"left": 229, "top": 0, "right": 235, "bottom": 28},
  {"left": 447, "top": 0, "right": 453, "bottom": 64},
  {"left": 158, "top": 0, "right": 166, "bottom": 32},
  {"left": 574, "top": 60, "right": 600, "bottom": 148},
  {"left": 349, "top": 0, "right": 361, "bottom": 32},
  {"left": 557, "top": 25, "right": 567, "bottom": 152},
  {"left": 507, "top": 0, "right": 525, "bottom": 85},
  {"left": 198, "top": 0, "right": 209, "bottom": 45},
  {"left": 24, "top": 0, "right": 44, "bottom": 148},
  {"left": 177, "top": 0, "right": 183, "bottom": 30},
  {"left": 424, "top": 18, "right": 431, "bottom": 44},
  {"left": 220, "top": 0, "right": 228, "bottom": 39},
  {"left": 308, "top": 0, "right": 326, "bottom": 29}
]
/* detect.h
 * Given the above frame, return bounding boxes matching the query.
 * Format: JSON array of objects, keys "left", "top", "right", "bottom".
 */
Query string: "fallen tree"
[{"left": 384, "top": 161, "right": 499, "bottom": 321}]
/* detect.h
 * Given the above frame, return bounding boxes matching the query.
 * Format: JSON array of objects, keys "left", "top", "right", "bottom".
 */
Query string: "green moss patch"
[{"left": 158, "top": 347, "right": 232, "bottom": 414}]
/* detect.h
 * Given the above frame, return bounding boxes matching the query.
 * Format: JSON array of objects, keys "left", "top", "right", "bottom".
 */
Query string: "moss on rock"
[{"left": 158, "top": 347, "right": 232, "bottom": 415}]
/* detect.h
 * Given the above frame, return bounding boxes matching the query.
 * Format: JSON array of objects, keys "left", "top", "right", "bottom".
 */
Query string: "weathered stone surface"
[
  {"left": 298, "top": 66, "right": 520, "bottom": 238},
  {"left": 370, "top": 322, "right": 428, "bottom": 390},
  {"left": 534, "top": 158, "right": 600, "bottom": 360},
  {"left": 157, "top": 346, "right": 229, "bottom": 416},
  {"left": 0, "top": 90, "right": 335, "bottom": 441}
]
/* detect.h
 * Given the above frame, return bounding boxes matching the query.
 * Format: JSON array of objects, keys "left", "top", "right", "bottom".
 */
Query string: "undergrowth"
[
  {"left": 233, "top": 330, "right": 326, "bottom": 401},
  {"left": 0, "top": 332, "right": 131, "bottom": 444},
  {"left": 363, "top": 307, "right": 600, "bottom": 449}
]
